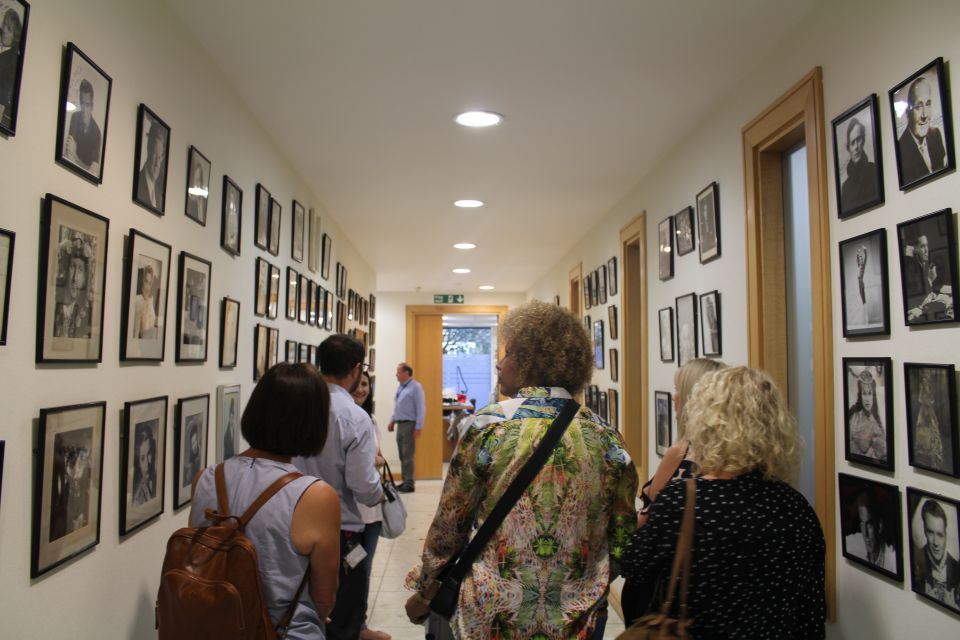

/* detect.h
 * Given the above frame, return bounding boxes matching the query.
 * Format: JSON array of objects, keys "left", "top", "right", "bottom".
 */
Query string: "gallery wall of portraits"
[{"left": 0, "top": 0, "right": 376, "bottom": 636}]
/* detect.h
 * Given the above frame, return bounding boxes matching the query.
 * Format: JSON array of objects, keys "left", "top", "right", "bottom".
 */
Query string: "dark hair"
[
  {"left": 79, "top": 78, "right": 94, "bottom": 100},
  {"left": 241, "top": 363, "right": 330, "bottom": 457},
  {"left": 358, "top": 371, "right": 374, "bottom": 415},
  {"left": 133, "top": 423, "right": 157, "bottom": 494},
  {"left": 318, "top": 334, "right": 364, "bottom": 378},
  {"left": 400, "top": 364, "right": 413, "bottom": 376},
  {"left": 921, "top": 499, "right": 948, "bottom": 528}
]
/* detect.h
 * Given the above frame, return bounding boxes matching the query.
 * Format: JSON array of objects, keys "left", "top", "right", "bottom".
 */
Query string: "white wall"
[
  {"left": 0, "top": 1, "right": 374, "bottom": 637},
  {"left": 528, "top": 0, "right": 960, "bottom": 636},
  {"left": 371, "top": 291, "right": 526, "bottom": 469}
]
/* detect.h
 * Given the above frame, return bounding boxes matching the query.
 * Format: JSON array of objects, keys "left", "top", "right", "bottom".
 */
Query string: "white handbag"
[{"left": 379, "top": 460, "right": 407, "bottom": 539}]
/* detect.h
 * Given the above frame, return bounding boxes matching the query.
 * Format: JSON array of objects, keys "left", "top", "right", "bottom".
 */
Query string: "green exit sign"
[{"left": 434, "top": 294, "right": 465, "bottom": 304}]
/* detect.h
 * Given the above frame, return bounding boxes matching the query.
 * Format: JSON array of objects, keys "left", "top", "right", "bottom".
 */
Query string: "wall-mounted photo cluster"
[{"left": 582, "top": 257, "right": 619, "bottom": 383}]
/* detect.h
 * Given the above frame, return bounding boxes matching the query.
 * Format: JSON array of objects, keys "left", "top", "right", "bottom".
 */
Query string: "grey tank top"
[{"left": 190, "top": 456, "right": 325, "bottom": 639}]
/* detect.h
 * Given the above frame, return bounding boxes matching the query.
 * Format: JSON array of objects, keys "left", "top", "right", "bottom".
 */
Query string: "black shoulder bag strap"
[{"left": 428, "top": 398, "right": 581, "bottom": 618}]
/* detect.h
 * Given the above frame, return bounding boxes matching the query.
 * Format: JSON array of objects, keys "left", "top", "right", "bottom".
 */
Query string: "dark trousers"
[
  {"left": 396, "top": 420, "right": 416, "bottom": 487},
  {"left": 326, "top": 530, "right": 369, "bottom": 640},
  {"left": 360, "top": 521, "right": 382, "bottom": 628}
]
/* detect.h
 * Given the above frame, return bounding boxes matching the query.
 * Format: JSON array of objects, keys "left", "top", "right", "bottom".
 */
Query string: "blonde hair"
[
  {"left": 500, "top": 301, "right": 593, "bottom": 394},
  {"left": 684, "top": 366, "right": 802, "bottom": 482},
  {"left": 675, "top": 357, "right": 726, "bottom": 437}
]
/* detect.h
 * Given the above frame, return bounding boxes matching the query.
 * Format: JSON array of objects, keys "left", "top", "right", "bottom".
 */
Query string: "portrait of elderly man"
[
  {"left": 404, "top": 301, "right": 638, "bottom": 639},
  {"left": 896, "top": 74, "right": 949, "bottom": 187},
  {"left": 840, "top": 116, "right": 880, "bottom": 212},
  {"left": 912, "top": 498, "right": 960, "bottom": 611}
]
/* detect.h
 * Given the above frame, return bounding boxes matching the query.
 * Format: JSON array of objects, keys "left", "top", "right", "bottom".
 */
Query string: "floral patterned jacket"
[{"left": 406, "top": 387, "right": 638, "bottom": 639}]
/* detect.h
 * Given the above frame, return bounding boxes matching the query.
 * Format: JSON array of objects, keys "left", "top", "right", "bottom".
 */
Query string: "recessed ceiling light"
[
  {"left": 452, "top": 268, "right": 471, "bottom": 274},
  {"left": 454, "top": 199, "right": 484, "bottom": 208},
  {"left": 455, "top": 111, "right": 503, "bottom": 127},
  {"left": 453, "top": 243, "right": 477, "bottom": 250},
  {"left": 479, "top": 285, "right": 495, "bottom": 290}
]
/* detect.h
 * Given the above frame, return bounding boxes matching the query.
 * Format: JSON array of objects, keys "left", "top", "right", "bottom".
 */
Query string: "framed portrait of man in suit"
[
  {"left": 832, "top": 95, "right": 884, "bottom": 218},
  {"left": 896, "top": 209, "right": 957, "bottom": 326}
]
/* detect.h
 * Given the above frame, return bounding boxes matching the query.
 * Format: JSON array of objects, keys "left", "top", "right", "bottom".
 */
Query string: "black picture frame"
[
  {"left": 583, "top": 271, "right": 592, "bottom": 310},
  {"left": 675, "top": 292, "right": 698, "bottom": 367},
  {"left": 608, "top": 305, "right": 618, "bottom": 340},
  {"left": 184, "top": 146, "right": 211, "bottom": 226},
  {"left": 896, "top": 209, "right": 958, "bottom": 326},
  {"left": 336, "top": 262, "right": 347, "bottom": 299},
  {"left": 609, "top": 348, "right": 618, "bottom": 382},
  {"left": 321, "top": 233, "right": 332, "bottom": 281},
  {"left": 658, "top": 307, "right": 674, "bottom": 362},
  {"left": 267, "top": 264, "right": 280, "bottom": 320},
  {"left": 0, "top": 0, "right": 30, "bottom": 136},
  {"left": 220, "top": 175, "right": 242, "bottom": 256},
  {"left": 889, "top": 57, "right": 955, "bottom": 191},
  {"left": 325, "top": 290, "right": 334, "bottom": 330},
  {"left": 131, "top": 104, "right": 170, "bottom": 215},
  {"left": 173, "top": 394, "right": 208, "bottom": 509},
  {"left": 592, "top": 270, "right": 601, "bottom": 308},
  {"left": 697, "top": 182, "right": 721, "bottom": 263},
  {"left": 268, "top": 197, "right": 281, "bottom": 256},
  {"left": 906, "top": 487, "right": 960, "bottom": 615},
  {"left": 308, "top": 208, "right": 321, "bottom": 274},
  {"left": 598, "top": 266, "right": 607, "bottom": 304},
  {"left": 593, "top": 319, "right": 604, "bottom": 369},
  {"left": 268, "top": 327, "right": 279, "bottom": 370},
  {"left": 655, "top": 391, "right": 672, "bottom": 456},
  {"left": 291, "top": 200, "right": 305, "bottom": 263},
  {"left": 698, "top": 290, "right": 721, "bottom": 357},
  {"left": 905, "top": 362, "right": 958, "bottom": 477},
  {"left": 0, "top": 440, "right": 5, "bottom": 508},
  {"left": 254, "top": 183, "right": 270, "bottom": 250},
  {"left": 120, "top": 229, "right": 171, "bottom": 362},
  {"left": 598, "top": 391, "right": 608, "bottom": 421},
  {"left": 658, "top": 217, "right": 673, "bottom": 281},
  {"left": 297, "top": 342, "right": 308, "bottom": 363},
  {"left": 55, "top": 43, "right": 112, "bottom": 184},
  {"left": 316, "top": 285, "right": 325, "bottom": 327},
  {"left": 37, "top": 194, "right": 109, "bottom": 363},
  {"left": 0, "top": 227, "right": 15, "bottom": 345},
  {"left": 285, "top": 340, "right": 297, "bottom": 363},
  {"left": 842, "top": 357, "right": 894, "bottom": 471},
  {"left": 832, "top": 95, "right": 885, "bottom": 218},
  {"left": 308, "top": 280, "right": 318, "bottom": 326},
  {"left": 253, "top": 323, "right": 268, "bottom": 381},
  {"left": 254, "top": 257, "right": 268, "bottom": 317},
  {"left": 216, "top": 384, "right": 240, "bottom": 462},
  {"left": 607, "top": 257, "right": 617, "bottom": 297},
  {"left": 838, "top": 473, "right": 903, "bottom": 582},
  {"left": 674, "top": 206, "right": 695, "bottom": 256},
  {"left": 218, "top": 297, "right": 239, "bottom": 368},
  {"left": 308, "top": 344, "right": 318, "bottom": 366},
  {"left": 120, "top": 395, "right": 167, "bottom": 536},
  {"left": 840, "top": 228, "right": 890, "bottom": 337},
  {"left": 336, "top": 300, "right": 346, "bottom": 333},
  {"left": 347, "top": 289, "right": 355, "bottom": 321},
  {"left": 32, "top": 401, "right": 106, "bottom": 578},
  {"left": 286, "top": 267, "right": 298, "bottom": 321},
  {"left": 175, "top": 251, "right": 211, "bottom": 363}
]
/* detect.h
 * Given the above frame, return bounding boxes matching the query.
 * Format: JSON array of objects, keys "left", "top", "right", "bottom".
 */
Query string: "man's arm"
[
  {"left": 414, "top": 382, "right": 426, "bottom": 430},
  {"left": 343, "top": 415, "right": 384, "bottom": 506}
]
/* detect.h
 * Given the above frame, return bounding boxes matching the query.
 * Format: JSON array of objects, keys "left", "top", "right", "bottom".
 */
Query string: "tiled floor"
[{"left": 365, "top": 480, "right": 626, "bottom": 639}]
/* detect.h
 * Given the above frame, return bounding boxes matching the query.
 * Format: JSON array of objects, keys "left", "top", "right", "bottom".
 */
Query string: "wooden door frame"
[
  {"left": 619, "top": 214, "right": 648, "bottom": 483},
  {"left": 742, "top": 67, "right": 836, "bottom": 618},
  {"left": 405, "top": 305, "right": 509, "bottom": 479},
  {"left": 568, "top": 263, "right": 583, "bottom": 316}
]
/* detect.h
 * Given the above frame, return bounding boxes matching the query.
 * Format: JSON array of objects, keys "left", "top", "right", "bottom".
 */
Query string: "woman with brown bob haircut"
[
  {"left": 405, "top": 301, "right": 638, "bottom": 638},
  {"left": 191, "top": 363, "right": 342, "bottom": 638}
]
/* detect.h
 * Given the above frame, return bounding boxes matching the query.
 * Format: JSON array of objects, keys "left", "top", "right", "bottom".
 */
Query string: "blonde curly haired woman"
[{"left": 622, "top": 367, "right": 825, "bottom": 639}]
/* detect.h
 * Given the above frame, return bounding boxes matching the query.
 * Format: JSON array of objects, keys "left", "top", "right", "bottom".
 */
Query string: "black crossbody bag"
[{"left": 425, "top": 399, "right": 581, "bottom": 620}]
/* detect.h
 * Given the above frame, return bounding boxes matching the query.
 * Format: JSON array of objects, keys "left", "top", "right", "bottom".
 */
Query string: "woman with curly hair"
[
  {"left": 404, "top": 301, "right": 638, "bottom": 639},
  {"left": 622, "top": 367, "right": 825, "bottom": 639}
]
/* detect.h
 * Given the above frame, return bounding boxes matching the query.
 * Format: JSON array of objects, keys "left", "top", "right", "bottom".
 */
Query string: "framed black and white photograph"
[
  {"left": 254, "top": 183, "right": 270, "bottom": 250},
  {"left": 218, "top": 297, "right": 239, "bottom": 368},
  {"left": 607, "top": 257, "right": 617, "bottom": 296},
  {"left": 838, "top": 473, "right": 903, "bottom": 582},
  {"left": 254, "top": 323, "right": 268, "bottom": 381},
  {"left": 843, "top": 358, "right": 894, "bottom": 471},
  {"left": 905, "top": 362, "right": 958, "bottom": 478},
  {"left": 185, "top": 146, "right": 211, "bottom": 225},
  {"left": 268, "top": 327, "right": 279, "bottom": 369},
  {"left": 216, "top": 384, "right": 240, "bottom": 462},
  {"left": 840, "top": 229, "right": 890, "bottom": 337},
  {"left": 317, "top": 285, "right": 326, "bottom": 328},
  {"left": 291, "top": 200, "right": 305, "bottom": 263},
  {"left": 308, "top": 344, "right": 318, "bottom": 367},
  {"left": 131, "top": 104, "right": 170, "bottom": 215},
  {"left": 347, "top": 289, "right": 355, "bottom": 321},
  {"left": 308, "top": 208, "right": 321, "bottom": 274},
  {"left": 120, "top": 229, "right": 171, "bottom": 361},
  {"left": 286, "top": 267, "right": 298, "bottom": 321},
  {"left": 267, "top": 264, "right": 280, "bottom": 320},
  {"left": 659, "top": 307, "right": 674, "bottom": 362},
  {"left": 370, "top": 293, "right": 376, "bottom": 320},
  {"left": 0, "top": 227, "right": 14, "bottom": 345},
  {"left": 832, "top": 95, "right": 884, "bottom": 218},
  {"left": 173, "top": 394, "right": 208, "bottom": 509},
  {"left": 609, "top": 348, "right": 618, "bottom": 383},
  {"left": 37, "top": 194, "right": 109, "bottom": 363},
  {"left": 336, "top": 262, "right": 347, "bottom": 299},
  {"left": 297, "top": 274, "right": 309, "bottom": 323},
  {"left": 307, "top": 280, "right": 318, "bottom": 326},
  {"left": 598, "top": 266, "right": 607, "bottom": 305},
  {"left": 298, "top": 342, "right": 308, "bottom": 364},
  {"left": 220, "top": 175, "right": 242, "bottom": 256},
  {"left": 675, "top": 293, "right": 698, "bottom": 367},
  {"left": 325, "top": 290, "right": 334, "bottom": 331},
  {"left": 285, "top": 340, "right": 296, "bottom": 363},
  {"left": 254, "top": 257, "right": 268, "bottom": 317},
  {"left": 655, "top": 391, "right": 672, "bottom": 456},
  {"left": 658, "top": 217, "right": 673, "bottom": 281},
  {"left": 0, "top": 0, "right": 30, "bottom": 136},
  {"left": 674, "top": 206, "right": 695, "bottom": 256},
  {"left": 55, "top": 43, "right": 111, "bottom": 184},
  {"left": 698, "top": 290, "right": 721, "bottom": 357},
  {"left": 583, "top": 272, "right": 593, "bottom": 310},
  {"left": 889, "top": 57, "right": 955, "bottom": 191},
  {"left": 593, "top": 319, "right": 604, "bottom": 369},
  {"left": 897, "top": 209, "right": 957, "bottom": 325},
  {"left": 175, "top": 252, "right": 211, "bottom": 363},
  {"left": 321, "top": 232, "right": 332, "bottom": 280},
  {"left": 336, "top": 300, "right": 346, "bottom": 334},
  {"left": 268, "top": 197, "right": 281, "bottom": 256},
  {"left": 369, "top": 319, "right": 376, "bottom": 345},
  {"left": 598, "top": 391, "right": 608, "bottom": 421},
  {"left": 31, "top": 401, "right": 105, "bottom": 578},
  {"left": 608, "top": 305, "right": 618, "bottom": 340},
  {"left": 592, "top": 270, "right": 601, "bottom": 308},
  {"left": 697, "top": 182, "right": 721, "bottom": 263},
  {"left": 906, "top": 488, "right": 960, "bottom": 614},
  {"left": 120, "top": 396, "right": 166, "bottom": 536}
]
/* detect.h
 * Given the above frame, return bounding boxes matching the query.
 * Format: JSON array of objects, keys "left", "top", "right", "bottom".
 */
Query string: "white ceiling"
[{"left": 164, "top": 0, "right": 821, "bottom": 292}]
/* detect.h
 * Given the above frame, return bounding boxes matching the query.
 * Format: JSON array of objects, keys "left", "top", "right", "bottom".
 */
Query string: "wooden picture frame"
[
  {"left": 173, "top": 394, "right": 208, "bottom": 509},
  {"left": 131, "top": 103, "right": 171, "bottom": 215},
  {"left": 218, "top": 297, "right": 239, "bottom": 368},
  {"left": 840, "top": 228, "right": 890, "bottom": 337},
  {"left": 609, "top": 348, "right": 618, "bottom": 382},
  {"left": 120, "top": 395, "right": 167, "bottom": 535},
  {"left": 832, "top": 95, "right": 885, "bottom": 218},
  {"left": 175, "top": 252, "right": 211, "bottom": 363},
  {"left": 842, "top": 357, "right": 894, "bottom": 471},
  {"left": 120, "top": 229, "right": 171, "bottom": 361},
  {"left": 55, "top": 43, "right": 111, "bottom": 184},
  {"left": 220, "top": 175, "right": 242, "bottom": 256}
]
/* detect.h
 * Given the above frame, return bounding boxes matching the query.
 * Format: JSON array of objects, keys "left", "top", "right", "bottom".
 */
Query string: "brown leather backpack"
[{"left": 156, "top": 464, "right": 309, "bottom": 640}]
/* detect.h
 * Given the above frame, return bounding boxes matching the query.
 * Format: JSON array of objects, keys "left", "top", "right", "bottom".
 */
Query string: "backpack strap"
[
  {"left": 238, "top": 471, "right": 304, "bottom": 527},
  {"left": 214, "top": 463, "right": 231, "bottom": 515}
]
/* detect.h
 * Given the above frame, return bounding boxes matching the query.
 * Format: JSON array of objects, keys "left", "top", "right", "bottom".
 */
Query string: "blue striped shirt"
[{"left": 391, "top": 378, "right": 426, "bottom": 429}]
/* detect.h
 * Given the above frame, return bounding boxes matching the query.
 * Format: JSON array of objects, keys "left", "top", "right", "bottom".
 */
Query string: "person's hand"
[
  {"left": 415, "top": 429, "right": 422, "bottom": 439},
  {"left": 376, "top": 454, "right": 386, "bottom": 467},
  {"left": 387, "top": 421, "right": 395, "bottom": 432},
  {"left": 63, "top": 135, "right": 78, "bottom": 163},
  {"left": 405, "top": 593, "right": 431, "bottom": 624}
]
